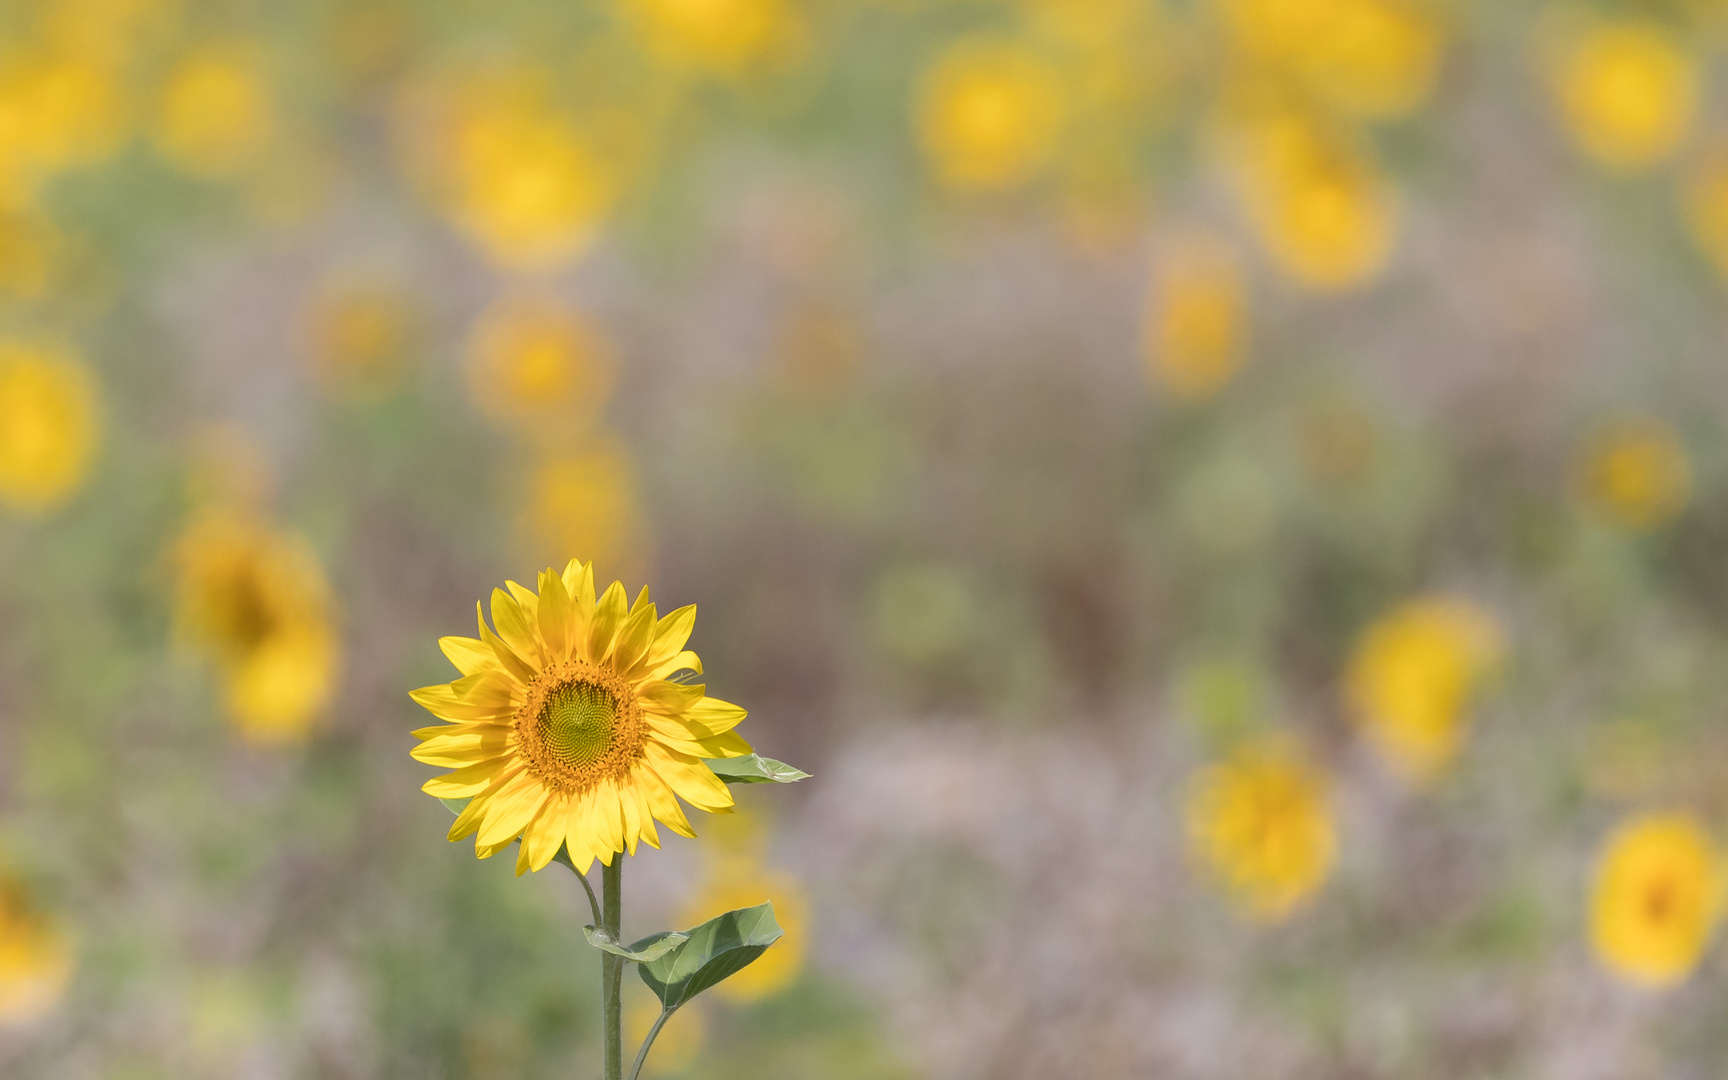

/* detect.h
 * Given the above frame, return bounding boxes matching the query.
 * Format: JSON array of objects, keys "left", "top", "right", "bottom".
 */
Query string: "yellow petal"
[
  {"left": 411, "top": 720, "right": 509, "bottom": 742},
  {"left": 409, "top": 681, "right": 512, "bottom": 723},
  {"left": 611, "top": 601, "right": 656, "bottom": 675},
  {"left": 447, "top": 786, "right": 494, "bottom": 841},
  {"left": 642, "top": 605, "right": 697, "bottom": 673},
  {"left": 491, "top": 588, "right": 542, "bottom": 670},
  {"left": 619, "top": 777, "right": 643, "bottom": 856},
  {"left": 682, "top": 696, "right": 747, "bottom": 737},
  {"left": 567, "top": 559, "right": 596, "bottom": 629},
  {"left": 645, "top": 714, "right": 725, "bottom": 758},
  {"left": 537, "top": 567, "right": 572, "bottom": 663},
  {"left": 505, "top": 580, "right": 539, "bottom": 622},
  {"left": 645, "top": 741, "right": 734, "bottom": 812},
  {"left": 629, "top": 779, "right": 661, "bottom": 849},
  {"left": 588, "top": 580, "right": 628, "bottom": 664},
  {"left": 576, "top": 784, "right": 609, "bottom": 867},
  {"left": 458, "top": 671, "right": 520, "bottom": 708},
  {"left": 474, "top": 769, "right": 545, "bottom": 846},
  {"left": 423, "top": 759, "right": 511, "bottom": 798},
  {"left": 648, "top": 651, "right": 703, "bottom": 680},
  {"left": 591, "top": 775, "right": 626, "bottom": 856},
  {"left": 636, "top": 763, "right": 697, "bottom": 838},
  {"left": 695, "top": 730, "right": 753, "bottom": 758},
  {"left": 476, "top": 835, "right": 517, "bottom": 860},
  {"left": 520, "top": 794, "right": 568, "bottom": 875},
  {"left": 640, "top": 680, "right": 706, "bottom": 714},
  {"left": 411, "top": 730, "right": 514, "bottom": 767},
  {"left": 478, "top": 601, "right": 538, "bottom": 683},
  {"left": 564, "top": 800, "right": 597, "bottom": 876},
  {"left": 440, "top": 635, "right": 500, "bottom": 676}
]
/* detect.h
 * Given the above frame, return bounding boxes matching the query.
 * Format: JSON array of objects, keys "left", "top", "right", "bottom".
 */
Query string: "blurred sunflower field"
[{"left": 5, "top": 0, "right": 1728, "bottom": 1075}]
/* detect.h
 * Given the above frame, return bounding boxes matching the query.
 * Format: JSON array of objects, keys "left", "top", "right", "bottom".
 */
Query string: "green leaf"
[
  {"left": 637, "top": 902, "right": 784, "bottom": 1009},
  {"left": 702, "top": 754, "right": 811, "bottom": 784},
  {"left": 438, "top": 797, "right": 470, "bottom": 816},
  {"left": 582, "top": 927, "right": 689, "bottom": 963}
]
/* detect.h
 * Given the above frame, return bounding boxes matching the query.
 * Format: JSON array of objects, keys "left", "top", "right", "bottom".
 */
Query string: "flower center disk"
[
  {"left": 514, "top": 660, "right": 648, "bottom": 793},
  {"left": 539, "top": 679, "right": 617, "bottom": 769}
]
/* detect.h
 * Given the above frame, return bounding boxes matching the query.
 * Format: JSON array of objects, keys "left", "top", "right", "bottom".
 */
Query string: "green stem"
[
  {"left": 625, "top": 1006, "right": 677, "bottom": 1080},
  {"left": 602, "top": 857, "right": 623, "bottom": 1080}
]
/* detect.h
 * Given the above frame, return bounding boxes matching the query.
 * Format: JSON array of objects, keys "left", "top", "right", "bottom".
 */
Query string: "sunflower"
[
  {"left": 411, "top": 560, "right": 752, "bottom": 875},
  {"left": 1185, "top": 736, "right": 1337, "bottom": 921},
  {"left": 0, "top": 872, "right": 73, "bottom": 1026},
  {"left": 1589, "top": 812, "right": 1722, "bottom": 988},
  {"left": 173, "top": 505, "right": 339, "bottom": 743},
  {"left": 0, "top": 339, "right": 100, "bottom": 516},
  {"left": 1344, "top": 595, "right": 1502, "bottom": 783}
]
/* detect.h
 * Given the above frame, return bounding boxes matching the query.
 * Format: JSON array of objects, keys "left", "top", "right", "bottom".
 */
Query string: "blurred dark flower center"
[{"left": 213, "top": 563, "right": 277, "bottom": 651}]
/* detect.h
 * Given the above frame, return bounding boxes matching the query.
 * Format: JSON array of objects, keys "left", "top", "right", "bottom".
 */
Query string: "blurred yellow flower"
[
  {"left": 307, "top": 279, "right": 417, "bottom": 403},
  {"left": 1185, "top": 737, "right": 1336, "bottom": 921},
  {"left": 174, "top": 506, "right": 338, "bottom": 743},
  {"left": 917, "top": 38, "right": 1065, "bottom": 192},
  {"left": 518, "top": 445, "right": 645, "bottom": 578},
  {"left": 625, "top": 991, "right": 706, "bottom": 1076},
  {"left": 153, "top": 41, "right": 276, "bottom": 178},
  {"left": 1223, "top": 106, "right": 1396, "bottom": 291},
  {"left": 415, "top": 71, "right": 622, "bottom": 272},
  {"left": 466, "top": 295, "right": 616, "bottom": 431},
  {"left": 1590, "top": 813, "right": 1721, "bottom": 988},
  {"left": 1217, "top": 0, "right": 1443, "bottom": 120},
  {"left": 0, "top": 53, "right": 129, "bottom": 179},
  {"left": 1579, "top": 416, "right": 1690, "bottom": 532},
  {"left": 0, "top": 339, "right": 100, "bottom": 516},
  {"left": 678, "top": 860, "right": 808, "bottom": 1001},
  {"left": 1345, "top": 596, "right": 1502, "bottom": 783},
  {"left": 620, "top": 0, "right": 799, "bottom": 76},
  {"left": 411, "top": 560, "right": 754, "bottom": 874},
  {"left": 1142, "top": 232, "right": 1249, "bottom": 402},
  {"left": 0, "top": 873, "right": 73, "bottom": 1026},
  {"left": 1547, "top": 18, "right": 1697, "bottom": 172}
]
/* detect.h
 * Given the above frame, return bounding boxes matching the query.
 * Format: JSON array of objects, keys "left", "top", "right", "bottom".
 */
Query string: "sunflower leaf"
[
  {"left": 637, "top": 902, "right": 783, "bottom": 1009},
  {"left": 439, "top": 797, "right": 471, "bottom": 815},
  {"left": 583, "top": 927, "right": 689, "bottom": 963},
  {"left": 703, "top": 754, "right": 811, "bottom": 785}
]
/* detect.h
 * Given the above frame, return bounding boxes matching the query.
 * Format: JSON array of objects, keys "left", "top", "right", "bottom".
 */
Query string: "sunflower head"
[
  {"left": 0, "top": 873, "right": 73, "bottom": 1026},
  {"left": 1184, "top": 737, "right": 1337, "bottom": 921},
  {"left": 173, "top": 506, "right": 338, "bottom": 743},
  {"left": 1590, "top": 812, "right": 1722, "bottom": 988},
  {"left": 411, "top": 559, "right": 753, "bottom": 875}
]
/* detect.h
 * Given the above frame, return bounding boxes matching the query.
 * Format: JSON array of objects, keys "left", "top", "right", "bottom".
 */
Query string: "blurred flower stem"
[{"left": 603, "top": 859, "right": 624, "bottom": 1080}]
